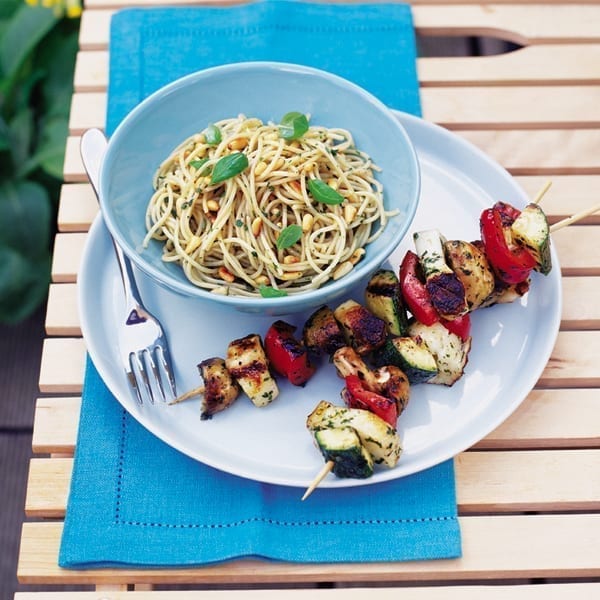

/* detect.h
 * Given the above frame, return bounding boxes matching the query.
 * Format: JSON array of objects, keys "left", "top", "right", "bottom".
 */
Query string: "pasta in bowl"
[{"left": 99, "top": 62, "right": 420, "bottom": 314}]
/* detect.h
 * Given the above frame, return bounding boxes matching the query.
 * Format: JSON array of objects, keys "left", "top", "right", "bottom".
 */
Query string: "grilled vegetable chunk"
[
  {"left": 372, "top": 365, "right": 411, "bottom": 416},
  {"left": 413, "top": 229, "right": 468, "bottom": 319},
  {"left": 511, "top": 203, "right": 552, "bottom": 275},
  {"left": 365, "top": 269, "right": 408, "bottom": 336},
  {"left": 332, "top": 345, "right": 378, "bottom": 390},
  {"left": 444, "top": 239, "right": 495, "bottom": 311},
  {"left": 306, "top": 401, "right": 401, "bottom": 467},
  {"left": 373, "top": 337, "right": 438, "bottom": 384},
  {"left": 407, "top": 321, "right": 472, "bottom": 386},
  {"left": 333, "top": 299, "right": 387, "bottom": 355},
  {"left": 302, "top": 305, "right": 346, "bottom": 356},
  {"left": 225, "top": 334, "right": 279, "bottom": 407},
  {"left": 198, "top": 357, "right": 240, "bottom": 420},
  {"left": 313, "top": 427, "right": 374, "bottom": 479}
]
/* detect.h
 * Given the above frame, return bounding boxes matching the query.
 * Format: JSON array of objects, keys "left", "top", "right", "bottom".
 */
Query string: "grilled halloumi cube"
[
  {"left": 306, "top": 401, "right": 401, "bottom": 468},
  {"left": 198, "top": 357, "right": 240, "bottom": 420},
  {"left": 225, "top": 334, "right": 279, "bottom": 407}
]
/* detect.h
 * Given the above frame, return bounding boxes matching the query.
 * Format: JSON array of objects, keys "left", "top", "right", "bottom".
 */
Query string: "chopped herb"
[
  {"left": 211, "top": 152, "right": 249, "bottom": 184},
  {"left": 205, "top": 124, "right": 222, "bottom": 146},
  {"left": 276, "top": 224, "right": 303, "bottom": 250},
  {"left": 308, "top": 178, "right": 344, "bottom": 205},
  {"left": 278, "top": 111, "right": 309, "bottom": 140},
  {"left": 259, "top": 285, "right": 288, "bottom": 298},
  {"left": 235, "top": 219, "right": 244, "bottom": 227},
  {"left": 189, "top": 158, "right": 209, "bottom": 172}
]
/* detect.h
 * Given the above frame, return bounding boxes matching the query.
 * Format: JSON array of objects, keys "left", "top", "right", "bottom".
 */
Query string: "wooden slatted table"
[{"left": 16, "top": 1, "right": 600, "bottom": 598}]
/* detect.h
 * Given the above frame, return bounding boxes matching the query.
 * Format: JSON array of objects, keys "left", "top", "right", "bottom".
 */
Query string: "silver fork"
[{"left": 80, "top": 128, "right": 177, "bottom": 404}]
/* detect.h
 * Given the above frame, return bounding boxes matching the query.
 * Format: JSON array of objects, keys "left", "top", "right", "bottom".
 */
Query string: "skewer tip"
[{"left": 301, "top": 460, "right": 334, "bottom": 501}]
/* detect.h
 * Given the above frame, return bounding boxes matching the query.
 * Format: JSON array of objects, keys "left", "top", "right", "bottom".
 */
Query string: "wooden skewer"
[
  {"left": 168, "top": 385, "right": 205, "bottom": 405},
  {"left": 301, "top": 460, "right": 334, "bottom": 501},
  {"left": 532, "top": 180, "right": 552, "bottom": 205},
  {"left": 550, "top": 200, "right": 600, "bottom": 233}
]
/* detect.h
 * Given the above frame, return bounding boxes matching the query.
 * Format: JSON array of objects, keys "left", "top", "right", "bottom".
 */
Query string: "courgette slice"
[
  {"left": 365, "top": 269, "right": 408, "bottom": 336},
  {"left": 306, "top": 401, "right": 401, "bottom": 467},
  {"left": 510, "top": 203, "right": 552, "bottom": 275},
  {"left": 373, "top": 336, "right": 438, "bottom": 384},
  {"left": 313, "top": 427, "right": 374, "bottom": 479}
]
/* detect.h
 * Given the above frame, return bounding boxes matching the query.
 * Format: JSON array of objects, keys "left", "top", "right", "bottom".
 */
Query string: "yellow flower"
[{"left": 23, "top": 0, "right": 81, "bottom": 18}]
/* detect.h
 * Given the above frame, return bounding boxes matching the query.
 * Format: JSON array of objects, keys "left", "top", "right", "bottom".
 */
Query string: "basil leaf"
[
  {"left": 278, "top": 111, "right": 309, "bottom": 140},
  {"left": 211, "top": 152, "right": 249, "bottom": 184},
  {"left": 307, "top": 178, "right": 344, "bottom": 205},
  {"left": 189, "top": 157, "right": 209, "bottom": 172},
  {"left": 276, "top": 224, "right": 303, "bottom": 250},
  {"left": 205, "top": 124, "right": 221, "bottom": 146},
  {"left": 259, "top": 285, "right": 288, "bottom": 298}
]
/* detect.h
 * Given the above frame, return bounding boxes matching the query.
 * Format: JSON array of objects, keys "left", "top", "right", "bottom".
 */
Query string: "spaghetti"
[{"left": 143, "top": 114, "right": 397, "bottom": 297}]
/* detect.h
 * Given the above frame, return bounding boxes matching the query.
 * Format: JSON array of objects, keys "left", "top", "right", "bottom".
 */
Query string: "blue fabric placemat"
[{"left": 60, "top": 1, "right": 461, "bottom": 568}]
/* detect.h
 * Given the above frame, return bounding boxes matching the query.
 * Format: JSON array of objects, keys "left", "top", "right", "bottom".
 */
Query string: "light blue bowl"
[{"left": 99, "top": 62, "right": 420, "bottom": 314}]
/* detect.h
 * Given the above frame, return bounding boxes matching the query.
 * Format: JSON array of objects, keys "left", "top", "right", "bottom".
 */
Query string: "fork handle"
[{"left": 80, "top": 128, "right": 146, "bottom": 313}]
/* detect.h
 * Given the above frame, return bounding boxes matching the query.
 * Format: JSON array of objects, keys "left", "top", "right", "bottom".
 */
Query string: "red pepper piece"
[
  {"left": 440, "top": 313, "right": 471, "bottom": 342},
  {"left": 493, "top": 201, "right": 521, "bottom": 226},
  {"left": 480, "top": 207, "right": 536, "bottom": 285},
  {"left": 264, "top": 320, "right": 315, "bottom": 386},
  {"left": 399, "top": 250, "right": 439, "bottom": 326},
  {"left": 342, "top": 375, "right": 398, "bottom": 427}
]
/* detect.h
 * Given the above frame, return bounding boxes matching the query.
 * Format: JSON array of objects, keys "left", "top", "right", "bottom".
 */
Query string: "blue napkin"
[{"left": 60, "top": 1, "right": 461, "bottom": 567}]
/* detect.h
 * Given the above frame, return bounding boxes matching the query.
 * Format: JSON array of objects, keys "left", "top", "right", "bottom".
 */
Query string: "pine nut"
[
  {"left": 206, "top": 199, "right": 220, "bottom": 212},
  {"left": 302, "top": 161, "right": 316, "bottom": 174},
  {"left": 283, "top": 255, "right": 300, "bottom": 265},
  {"left": 254, "top": 275, "right": 270, "bottom": 286},
  {"left": 328, "top": 179, "right": 339, "bottom": 191},
  {"left": 273, "top": 157, "right": 285, "bottom": 170},
  {"left": 228, "top": 138, "right": 248, "bottom": 151},
  {"left": 344, "top": 204, "right": 357, "bottom": 224},
  {"left": 211, "top": 286, "right": 229, "bottom": 296},
  {"left": 333, "top": 261, "right": 353, "bottom": 281},
  {"left": 254, "top": 161, "right": 267, "bottom": 176},
  {"left": 302, "top": 213, "right": 314, "bottom": 232},
  {"left": 218, "top": 267, "right": 235, "bottom": 283},
  {"left": 349, "top": 248, "right": 366, "bottom": 265},
  {"left": 279, "top": 271, "right": 303, "bottom": 281},
  {"left": 251, "top": 217, "right": 262, "bottom": 236},
  {"left": 290, "top": 180, "right": 302, "bottom": 193},
  {"left": 184, "top": 235, "right": 202, "bottom": 254}
]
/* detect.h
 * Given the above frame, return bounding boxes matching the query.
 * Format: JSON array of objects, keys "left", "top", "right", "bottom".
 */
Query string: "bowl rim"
[{"left": 99, "top": 60, "right": 421, "bottom": 309}]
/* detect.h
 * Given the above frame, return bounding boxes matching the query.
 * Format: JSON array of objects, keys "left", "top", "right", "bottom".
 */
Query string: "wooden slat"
[
  {"left": 419, "top": 44, "right": 600, "bottom": 87},
  {"left": 38, "top": 338, "right": 86, "bottom": 394},
  {"left": 51, "top": 233, "right": 87, "bottom": 283},
  {"left": 46, "top": 284, "right": 80, "bottom": 336},
  {"left": 73, "top": 45, "right": 600, "bottom": 92},
  {"left": 32, "top": 397, "right": 80, "bottom": 455},
  {"left": 78, "top": 5, "right": 600, "bottom": 49},
  {"left": 23, "top": 449, "right": 600, "bottom": 518},
  {"left": 458, "top": 129, "right": 600, "bottom": 174},
  {"left": 28, "top": 387, "right": 600, "bottom": 458},
  {"left": 57, "top": 184, "right": 98, "bottom": 232},
  {"left": 17, "top": 514, "right": 600, "bottom": 584},
  {"left": 13, "top": 583, "right": 600, "bottom": 600},
  {"left": 54, "top": 177, "right": 600, "bottom": 231},
  {"left": 67, "top": 87, "right": 600, "bottom": 134}
]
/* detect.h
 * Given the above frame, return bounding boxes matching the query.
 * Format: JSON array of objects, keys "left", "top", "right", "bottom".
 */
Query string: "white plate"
[{"left": 79, "top": 112, "right": 562, "bottom": 488}]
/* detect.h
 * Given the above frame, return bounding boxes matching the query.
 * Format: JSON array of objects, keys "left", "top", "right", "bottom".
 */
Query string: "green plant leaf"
[
  {"left": 0, "top": 116, "right": 10, "bottom": 152},
  {"left": 0, "top": 180, "right": 51, "bottom": 256},
  {"left": 0, "top": 4, "right": 58, "bottom": 79},
  {"left": 276, "top": 224, "right": 303, "bottom": 250},
  {"left": 7, "top": 106, "right": 33, "bottom": 168},
  {"left": 307, "top": 178, "right": 345, "bottom": 205},
  {"left": 22, "top": 114, "right": 68, "bottom": 179},
  {"left": 0, "top": 245, "right": 50, "bottom": 324},
  {"left": 278, "top": 112, "right": 309, "bottom": 140},
  {"left": 211, "top": 152, "right": 248, "bottom": 184}
]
